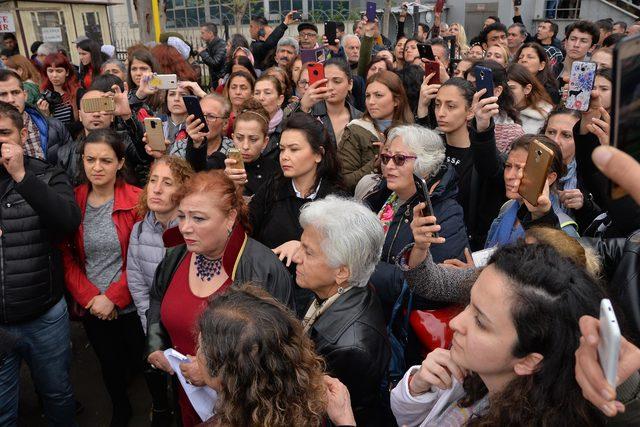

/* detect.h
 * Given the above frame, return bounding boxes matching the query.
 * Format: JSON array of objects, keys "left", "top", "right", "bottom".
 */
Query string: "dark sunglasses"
[{"left": 380, "top": 153, "right": 417, "bottom": 166}]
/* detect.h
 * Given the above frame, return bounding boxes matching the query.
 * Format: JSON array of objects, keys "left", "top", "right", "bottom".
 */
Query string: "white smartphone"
[
  {"left": 598, "top": 299, "right": 621, "bottom": 387},
  {"left": 149, "top": 73, "right": 178, "bottom": 90},
  {"left": 471, "top": 247, "right": 497, "bottom": 268}
]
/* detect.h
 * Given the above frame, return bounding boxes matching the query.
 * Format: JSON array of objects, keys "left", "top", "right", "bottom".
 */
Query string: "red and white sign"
[{"left": 0, "top": 13, "right": 15, "bottom": 33}]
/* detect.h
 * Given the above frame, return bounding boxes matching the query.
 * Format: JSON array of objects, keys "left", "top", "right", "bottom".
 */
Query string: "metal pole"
[{"left": 151, "top": 0, "right": 161, "bottom": 42}]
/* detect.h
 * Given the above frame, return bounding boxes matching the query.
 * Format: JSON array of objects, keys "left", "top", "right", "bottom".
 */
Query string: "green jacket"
[{"left": 338, "top": 118, "right": 381, "bottom": 193}]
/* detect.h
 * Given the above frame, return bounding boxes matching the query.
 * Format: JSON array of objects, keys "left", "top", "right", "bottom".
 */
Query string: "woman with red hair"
[
  {"left": 39, "top": 52, "right": 80, "bottom": 128},
  {"left": 150, "top": 44, "right": 197, "bottom": 82}
]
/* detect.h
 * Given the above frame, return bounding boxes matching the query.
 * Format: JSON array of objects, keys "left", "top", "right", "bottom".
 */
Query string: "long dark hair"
[
  {"left": 507, "top": 63, "right": 553, "bottom": 114},
  {"left": 462, "top": 242, "right": 605, "bottom": 426},
  {"left": 472, "top": 60, "right": 521, "bottom": 124},
  {"left": 77, "top": 39, "right": 104, "bottom": 79},
  {"left": 78, "top": 129, "right": 127, "bottom": 185},
  {"left": 280, "top": 112, "right": 343, "bottom": 191},
  {"left": 198, "top": 284, "right": 326, "bottom": 426},
  {"left": 126, "top": 49, "right": 158, "bottom": 90},
  {"left": 232, "top": 56, "right": 258, "bottom": 81},
  {"left": 439, "top": 77, "right": 476, "bottom": 108},
  {"left": 514, "top": 43, "right": 558, "bottom": 96},
  {"left": 365, "top": 70, "right": 414, "bottom": 126}
]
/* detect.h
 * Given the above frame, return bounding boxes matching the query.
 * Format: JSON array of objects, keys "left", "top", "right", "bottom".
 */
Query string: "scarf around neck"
[{"left": 269, "top": 109, "right": 284, "bottom": 134}]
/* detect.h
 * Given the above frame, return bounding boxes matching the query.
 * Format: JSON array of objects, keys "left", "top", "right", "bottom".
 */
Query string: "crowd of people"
[{"left": 0, "top": 4, "right": 639, "bottom": 427}]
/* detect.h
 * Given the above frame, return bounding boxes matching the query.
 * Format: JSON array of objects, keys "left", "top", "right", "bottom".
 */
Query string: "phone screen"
[{"left": 612, "top": 34, "right": 640, "bottom": 198}]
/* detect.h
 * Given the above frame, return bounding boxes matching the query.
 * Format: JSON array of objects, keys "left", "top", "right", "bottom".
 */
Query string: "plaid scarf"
[{"left": 22, "top": 112, "right": 46, "bottom": 160}]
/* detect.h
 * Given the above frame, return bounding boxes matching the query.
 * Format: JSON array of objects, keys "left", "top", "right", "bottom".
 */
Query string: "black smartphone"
[
  {"left": 514, "top": 0, "right": 522, "bottom": 5},
  {"left": 182, "top": 95, "right": 209, "bottom": 134},
  {"left": 366, "top": 2, "right": 377, "bottom": 22},
  {"left": 474, "top": 66, "right": 494, "bottom": 99},
  {"left": 292, "top": 11, "right": 302, "bottom": 21},
  {"left": 412, "top": 173, "right": 439, "bottom": 238},
  {"left": 325, "top": 21, "right": 337, "bottom": 45},
  {"left": 611, "top": 33, "right": 640, "bottom": 199},
  {"left": 417, "top": 43, "right": 435, "bottom": 61}
]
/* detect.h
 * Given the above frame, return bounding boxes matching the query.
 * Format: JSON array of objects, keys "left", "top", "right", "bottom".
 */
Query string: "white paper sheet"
[{"left": 164, "top": 348, "right": 217, "bottom": 422}]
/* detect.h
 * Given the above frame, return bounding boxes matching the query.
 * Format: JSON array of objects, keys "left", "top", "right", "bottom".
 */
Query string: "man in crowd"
[
  {"left": 275, "top": 37, "right": 299, "bottom": 69},
  {"left": 417, "top": 23, "right": 430, "bottom": 42},
  {"left": 483, "top": 15, "right": 500, "bottom": 29},
  {"left": 480, "top": 22, "right": 508, "bottom": 50},
  {"left": 0, "top": 100, "right": 81, "bottom": 426},
  {"left": 2, "top": 34, "right": 19, "bottom": 56},
  {"left": 613, "top": 21, "right": 627, "bottom": 34},
  {"left": 298, "top": 22, "right": 319, "bottom": 50},
  {"left": 535, "top": 20, "right": 564, "bottom": 73},
  {"left": 559, "top": 20, "right": 599, "bottom": 82},
  {"left": 507, "top": 23, "right": 527, "bottom": 59},
  {"left": 0, "top": 70, "right": 72, "bottom": 164},
  {"left": 342, "top": 35, "right": 361, "bottom": 71},
  {"left": 596, "top": 19, "right": 613, "bottom": 46},
  {"left": 198, "top": 22, "right": 226, "bottom": 90},
  {"left": 336, "top": 22, "right": 346, "bottom": 40},
  {"left": 250, "top": 12, "right": 298, "bottom": 70}
]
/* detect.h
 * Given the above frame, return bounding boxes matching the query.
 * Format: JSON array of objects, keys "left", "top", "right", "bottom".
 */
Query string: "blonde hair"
[{"left": 450, "top": 23, "right": 470, "bottom": 54}]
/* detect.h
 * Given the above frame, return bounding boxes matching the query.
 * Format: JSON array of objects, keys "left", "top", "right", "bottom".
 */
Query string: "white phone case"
[
  {"left": 598, "top": 299, "right": 621, "bottom": 387},
  {"left": 149, "top": 73, "right": 178, "bottom": 90},
  {"left": 566, "top": 61, "right": 597, "bottom": 112}
]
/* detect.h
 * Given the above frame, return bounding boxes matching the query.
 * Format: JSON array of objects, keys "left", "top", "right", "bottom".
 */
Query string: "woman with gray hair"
[
  {"left": 291, "top": 195, "right": 392, "bottom": 427},
  {"left": 362, "top": 124, "right": 469, "bottom": 319}
]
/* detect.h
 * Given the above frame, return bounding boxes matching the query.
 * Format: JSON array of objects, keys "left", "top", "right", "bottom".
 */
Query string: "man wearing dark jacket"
[
  {"left": 198, "top": 22, "right": 227, "bottom": 89},
  {"left": 0, "top": 70, "right": 73, "bottom": 165},
  {"left": 0, "top": 101, "right": 81, "bottom": 426},
  {"left": 250, "top": 12, "right": 298, "bottom": 70}
]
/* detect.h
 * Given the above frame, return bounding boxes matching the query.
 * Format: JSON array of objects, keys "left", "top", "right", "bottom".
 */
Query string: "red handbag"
[{"left": 409, "top": 305, "right": 463, "bottom": 354}]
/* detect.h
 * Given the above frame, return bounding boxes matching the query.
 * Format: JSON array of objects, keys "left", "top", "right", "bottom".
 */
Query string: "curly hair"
[
  {"left": 460, "top": 242, "right": 605, "bottom": 426},
  {"left": 136, "top": 156, "right": 194, "bottom": 217},
  {"left": 198, "top": 284, "right": 327, "bottom": 426}
]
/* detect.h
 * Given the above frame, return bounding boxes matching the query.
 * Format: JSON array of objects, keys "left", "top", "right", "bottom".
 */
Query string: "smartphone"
[
  {"left": 435, "top": 0, "right": 445, "bottom": 14},
  {"left": 474, "top": 66, "right": 494, "bottom": 99},
  {"left": 471, "top": 247, "right": 497, "bottom": 267},
  {"left": 292, "top": 11, "right": 302, "bottom": 21},
  {"left": 149, "top": 73, "right": 178, "bottom": 90},
  {"left": 144, "top": 117, "right": 166, "bottom": 151},
  {"left": 518, "top": 140, "right": 555, "bottom": 206},
  {"left": 182, "top": 95, "right": 209, "bottom": 134},
  {"left": 227, "top": 147, "right": 244, "bottom": 169},
  {"left": 366, "top": 1, "right": 377, "bottom": 22},
  {"left": 417, "top": 43, "right": 436, "bottom": 61},
  {"left": 307, "top": 62, "right": 325, "bottom": 86},
  {"left": 514, "top": 0, "right": 522, "bottom": 5},
  {"left": 325, "top": 21, "right": 337, "bottom": 45},
  {"left": 565, "top": 61, "right": 597, "bottom": 112},
  {"left": 300, "top": 47, "right": 325, "bottom": 64},
  {"left": 611, "top": 33, "right": 640, "bottom": 199},
  {"left": 412, "top": 173, "right": 439, "bottom": 238},
  {"left": 598, "top": 299, "right": 621, "bottom": 388},
  {"left": 424, "top": 61, "right": 440, "bottom": 84},
  {"left": 81, "top": 97, "right": 115, "bottom": 113}
]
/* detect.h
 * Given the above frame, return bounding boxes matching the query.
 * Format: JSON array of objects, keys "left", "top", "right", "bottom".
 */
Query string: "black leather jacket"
[
  {"left": 199, "top": 37, "right": 227, "bottom": 85},
  {"left": 146, "top": 231, "right": 295, "bottom": 357},
  {"left": 584, "top": 230, "right": 640, "bottom": 341},
  {"left": 307, "top": 285, "right": 391, "bottom": 427}
]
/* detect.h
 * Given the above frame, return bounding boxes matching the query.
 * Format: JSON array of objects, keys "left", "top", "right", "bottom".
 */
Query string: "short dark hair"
[
  {"left": 336, "top": 22, "right": 345, "bottom": 32},
  {"left": 613, "top": 21, "right": 628, "bottom": 31},
  {"left": 30, "top": 41, "right": 43, "bottom": 55},
  {"left": 486, "top": 15, "right": 501, "bottom": 23},
  {"left": 596, "top": 19, "right": 613, "bottom": 33},
  {"left": 541, "top": 20, "right": 559, "bottom": 38},
  {"left": 427, "top": 38, "right": 450, "bottom": 60},
  {"left": 0, "top": 101, "right": 24, "bottom": 131},
  {"left": 0, "top": 69, "right": 23, "bottom": 90},
  {"left": 417, "top": 23, "right": 430, "bottom": 34},
  {"left": 251, "top": 15, "right": 268, "bottom": 27},
  {"left": 2, "top": 33, "right": 17, "bottom": 42},
  {"left": 202, "top": 22, "right": 218, "bottom": 36},
  {"left": 602, "top": 33, "right": 624, "bottom": 48},
  {"left": 87, "top": 74, "right": 125, "bottom": 93},
  {"left": 479, "top": 22, "right": 508, "bottom": 45},
  {"left": 565, "top": 20, "right": 600, "bottom": 46}
]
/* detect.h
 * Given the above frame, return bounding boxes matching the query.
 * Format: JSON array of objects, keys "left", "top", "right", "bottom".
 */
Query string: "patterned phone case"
[{"left": 566, "top": 61, "right": 597, "bottom": 112}]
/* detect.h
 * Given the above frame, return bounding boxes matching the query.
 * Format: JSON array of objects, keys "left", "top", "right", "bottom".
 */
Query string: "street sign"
[
  {"left": 0, "top": 13, "right": 15, "bottom": 33},
  {"left": 42, "top": 27, "right": 63, "bottom": 42}
]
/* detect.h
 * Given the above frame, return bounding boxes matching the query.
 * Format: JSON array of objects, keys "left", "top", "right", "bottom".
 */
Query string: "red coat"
[{"left": 62, "top": 180, "right": 142, "bottom": 309}]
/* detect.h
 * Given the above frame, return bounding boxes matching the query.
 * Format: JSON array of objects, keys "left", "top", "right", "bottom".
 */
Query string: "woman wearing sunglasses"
[{"left": 362, "top": 124, "right": 469, "bottom": 319}]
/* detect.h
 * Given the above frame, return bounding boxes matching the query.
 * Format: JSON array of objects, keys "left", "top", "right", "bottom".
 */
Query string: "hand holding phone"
[
  {"left": 307, "top": 62, "right": 326, "bottom": 87},
  {"left": 182, "top": 95, "right": 210, "bottom": 134},
  {"left": 227, "top": 147, "right": 244, "bottom": 169},
  {"left": 81, "top": 97, "right": 116, "bottom": 113},
  {"left": 518, "top": 140, "right": 554, "bottom": 206},
  {"left": 325, "top": 21, "right": 337, "bottom": 45},
  {"left": 413, "top": 173, "right": 439, "bottom": 238},
  {"left": 474, "top": 66, "right": 494, "bottom": 99},
  {"left": 149, "top": 73, "right": 178, "bottom": 90},
  {"left": 424, "top": 61, "right": 441, "bottom": 84},
  {"left": 366, "top": 2, "right": 377, "bottom": 22},
  {"left": 144, "top": 118, "right": 166, "bottom": 151},
  {"left": 566, "top": 61, "right": 597, "bottom": 112},
  {"left": 417, "top": 43, "right": 436, "bottom": 61},
  {"left": 598, "top": 299, "right": 621, "bottom": 388}
]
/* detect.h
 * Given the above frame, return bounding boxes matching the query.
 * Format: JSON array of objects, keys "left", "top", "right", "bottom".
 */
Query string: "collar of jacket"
[
  {"left": 311, "top": 99, "right": 362, "bottom": 118},
  {"left": 309, "top": 286, "right": 370, "bottom": 344},
  {"left": 74, "top": 179, "right": 140, "bottom": 214},
  {"left": 24, "top": 105, "right": 49, "bottom": 148},
  {"left": 161, "top": 222, "right": 249, "bottom": 281}
]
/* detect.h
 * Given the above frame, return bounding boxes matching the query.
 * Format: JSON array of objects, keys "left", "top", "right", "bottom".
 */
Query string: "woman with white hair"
[
  {"left": 292, "top": 195, "right": 392, "bottom": 427},
  {"left": 363, "top": 124, "right": 469, "bottom": 317}
]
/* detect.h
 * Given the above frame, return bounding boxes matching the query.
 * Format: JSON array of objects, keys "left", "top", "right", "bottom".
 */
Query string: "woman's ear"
[
  {"left": 226, "top": 208, "right": 238, "bottom": 232},
  {"left": 335, "top": 265, "right": 350, "bottom": 287},
  {"left": 524, "top": 84, "right": 533, "bottom": 96},
  {"left": 514, "top": 353, "right": 543, "bottom": 376},
  {"left": 539, "top": 61, "right": 546, "bottom": 73},
  {"left": 261, "top": 135, "right": 270, "bottom": 151},
  {"left": 547, "top": 171, "right": 558, "bottom": 187},
  {"left": 494, "top": 85, "right": 504, "bottom": 98}
]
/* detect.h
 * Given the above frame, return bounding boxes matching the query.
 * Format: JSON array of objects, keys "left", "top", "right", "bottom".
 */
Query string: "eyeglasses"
[
  {"left": 204, "top": 114, "right": 226, "bottom": 121},
  {"left": 299, "top": 32, "right": 317, "bottom": 39},
  {"left": 380, "top": 153, "right": 417, "bottom": 166},
  {"left": 298, "top": 79, "right": 309, "bottom": 88}
]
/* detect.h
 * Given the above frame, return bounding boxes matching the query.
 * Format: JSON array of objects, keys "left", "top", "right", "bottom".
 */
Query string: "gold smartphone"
[
  {"left": 143, "top": 118, "right": 166, "bottom": 152},
  {"left": 227, "top": 147, "right": 244, "bottom": 169},
  {"left": 149, "top": 73, "right": 178, "bottom": 90},
  {"left": 81, "top": 97, "right": 115, "bottom": 113},
  {"left": 518, "top": 140, "right": 555, "bottom": 206}
]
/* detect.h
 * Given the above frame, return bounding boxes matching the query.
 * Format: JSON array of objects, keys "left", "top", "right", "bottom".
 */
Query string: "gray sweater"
[{"left": 126, "top": 211, "right": 178, "bottom": 333}]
